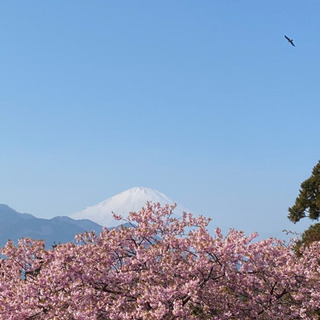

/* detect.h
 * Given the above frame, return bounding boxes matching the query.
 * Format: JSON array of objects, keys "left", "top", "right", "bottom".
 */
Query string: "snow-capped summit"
[{"left": 70, "top": 187, "right": 185, "bottom": 227}]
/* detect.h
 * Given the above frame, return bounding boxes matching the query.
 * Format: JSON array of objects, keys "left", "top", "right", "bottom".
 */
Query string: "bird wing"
[{"left": 284, "top": 35, "right": 295, "bottom": 46}]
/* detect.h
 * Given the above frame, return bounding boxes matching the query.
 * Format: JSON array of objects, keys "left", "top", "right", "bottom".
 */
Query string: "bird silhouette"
[{"left": 284, "top": 35, "right": 295, "bottom": 47}]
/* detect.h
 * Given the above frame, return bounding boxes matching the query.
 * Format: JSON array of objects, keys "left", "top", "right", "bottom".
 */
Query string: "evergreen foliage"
[
  {"left": 288, "top": 160, "right": 320, "bottom": 222},
  {"left": 294, "top": 223, "right": 320, "bottom": 256}
]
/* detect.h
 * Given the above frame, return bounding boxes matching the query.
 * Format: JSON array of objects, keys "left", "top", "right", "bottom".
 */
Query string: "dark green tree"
[
  {"left": 288, "top": 160, "right": 320, "bottom": 223},
  {"left": 294, "top": 223, "right": 320, "bottom": 256}
]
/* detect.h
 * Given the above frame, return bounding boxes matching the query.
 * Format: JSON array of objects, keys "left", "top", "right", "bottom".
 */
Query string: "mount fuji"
[{"left": 70, "top": 187, "right": 186, "bottom": 227}]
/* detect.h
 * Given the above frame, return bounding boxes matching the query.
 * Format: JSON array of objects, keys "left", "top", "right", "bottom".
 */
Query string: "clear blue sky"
[{"left": 1, "top": 0, "right": 319, "bottom": 238}]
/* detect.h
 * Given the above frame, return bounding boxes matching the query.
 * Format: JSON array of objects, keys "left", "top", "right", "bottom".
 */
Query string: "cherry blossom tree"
[{"left": 1, "top": 202, "right": 320, "bottom": 319}]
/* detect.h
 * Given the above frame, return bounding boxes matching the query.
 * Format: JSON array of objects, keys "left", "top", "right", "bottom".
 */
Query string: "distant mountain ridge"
[
  {"left": 0, "top": 204, "right": 102, "bottom": 248},
  {"left": 0, "top": 187, "right": 186, "bottom": 248},
  {"left": 70, "top": 187, "right": 186, "bottom": 227}
]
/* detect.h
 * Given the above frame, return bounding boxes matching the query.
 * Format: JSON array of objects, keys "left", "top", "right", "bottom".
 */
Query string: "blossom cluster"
[{"left": 1, "top": 202, "right": 320, "bottom": 319}]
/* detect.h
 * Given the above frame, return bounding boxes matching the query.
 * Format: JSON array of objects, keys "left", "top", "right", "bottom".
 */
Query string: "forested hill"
[{"left": 0, "top": 204, "right": 102, "bottom": 248}]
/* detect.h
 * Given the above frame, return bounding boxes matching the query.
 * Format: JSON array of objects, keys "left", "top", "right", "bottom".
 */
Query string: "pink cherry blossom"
[{"left": 0, "top": 202, "right": 320, "bottom": 319}]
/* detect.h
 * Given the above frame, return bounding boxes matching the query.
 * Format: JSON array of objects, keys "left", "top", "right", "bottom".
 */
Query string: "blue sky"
[{"left": 1, "top": 0, "right": 319, "bottom": 238}]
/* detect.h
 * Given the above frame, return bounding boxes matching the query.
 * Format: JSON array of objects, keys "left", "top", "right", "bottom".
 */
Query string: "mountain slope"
[
  {"left": 0, "top": 204, "right": 102, "bottom": 248},
  {"left": 70, "top": 187, "right": 186, "bottom": 227}
]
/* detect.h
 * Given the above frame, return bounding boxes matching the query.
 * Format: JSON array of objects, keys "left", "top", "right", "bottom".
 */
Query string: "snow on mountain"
[{"left": 70, "top": 187, "right": 186, "bottom": 227}]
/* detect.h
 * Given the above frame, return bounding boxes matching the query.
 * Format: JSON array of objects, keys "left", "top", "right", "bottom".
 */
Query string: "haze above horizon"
[{"left": 1, "top": 1, "right": 319, "bottom": 238}]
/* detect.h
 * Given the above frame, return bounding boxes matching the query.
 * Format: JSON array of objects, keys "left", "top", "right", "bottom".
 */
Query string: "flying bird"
[{"left": 284, "top": 35, "right": 295, "bottom": 47}]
